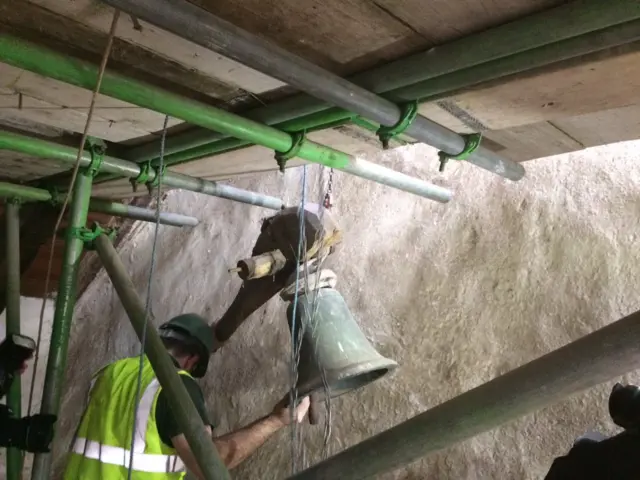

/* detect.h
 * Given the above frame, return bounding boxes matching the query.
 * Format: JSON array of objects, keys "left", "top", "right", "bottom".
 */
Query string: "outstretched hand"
[{"left": 271, "top": 395, "right": 311, "bottom": 426}]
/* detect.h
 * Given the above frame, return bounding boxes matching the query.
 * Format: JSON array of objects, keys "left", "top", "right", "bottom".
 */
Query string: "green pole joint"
[
  {"left": 6, "top": 197, "right": 22, "bottom": 206},
  {"left": 438, "top": 133, "right": 483, "bottom": 172},
  {"left": 130, "top": 162, "right": 151, "bottom": 192},
  {"left": 47, "top": 186, "right": 62, "bottom": 206},
  {"left": 274, "top": 131, "right": 306, "bottom": 172},
  {"left": 69, "top": 222, "right": 117, "bottom": 249},
  {"left": 146, "top": 164, "right": 166, "bottom": 192},
  {"left": 130, "top": 162, "right": 166, "bottom": 193},
  {"left": 84, "top": 137, "right": 106, "bottom": 178},
  {"left": 377, "top": 101, "right": 419, "bottom": 150}
]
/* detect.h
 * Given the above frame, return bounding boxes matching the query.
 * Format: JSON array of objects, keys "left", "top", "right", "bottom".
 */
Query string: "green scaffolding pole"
[
  {"left": 0, "top": 130, "right": 284, "bottom": 211},
  {"left": 5, "top": 200, "right": 22, "bottom": 480},
  {"left": 30, "top": 171, "right": 93, "bottom": 480},
  {"left": 93, "top": 232, "right": 231, "bottom": 480},
  {"left": 130, "top": 17, "right": 640, "bottom": 173},
  {"left": 117, "top": 0, "right": 640, "bottom": 166},
  {"left": 0, "top": 35, "right": 452, "bottom": 204},
  {"left": 0, "top": 182, "right": 199, "bottom": 228},
  {"left": 290, "top": 308, "right": 640, "bottom": 479}
]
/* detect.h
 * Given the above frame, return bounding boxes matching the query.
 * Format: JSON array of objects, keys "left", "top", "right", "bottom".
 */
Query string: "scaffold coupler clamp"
[
  {"left": 274, "top": 131, "right": 306, "bottom": 173},
  {"left": 129, "top": 162, "right": 166, "bottom": 195},
  {"left": 376, "top": 101, "right": 418, "bottom": 150},
  {"left": 85, "top": 137, "right": 106, "bottom": 178},
  {"left": 70, "top": 222, "right": 117, "bottom": 250},
  {"left": 438, "top": 133, "right": 483, "bottom": 172}
]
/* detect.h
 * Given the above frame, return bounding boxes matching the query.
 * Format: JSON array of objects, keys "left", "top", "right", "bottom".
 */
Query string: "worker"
[
  {"left": 544, "top": 382, "right": 640, "bottom": 479},
  {"left": 0, "top": 334, "right": 57, "bottom": 453},
  {"left": 64, "top": 313, "right": 310, "bottom": 479}
]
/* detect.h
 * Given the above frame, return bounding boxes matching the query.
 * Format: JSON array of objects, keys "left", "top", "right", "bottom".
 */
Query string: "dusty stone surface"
[{"left": 31, "top": 140, "right": 640, "bottom": 479}]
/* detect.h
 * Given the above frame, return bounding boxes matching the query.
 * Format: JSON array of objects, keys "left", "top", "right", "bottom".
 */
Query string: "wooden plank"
[
  {"left": 0, "top": 151, "right": 69, "bottom": 181},
  {"left": 483, "top": 121, "right": 584, "bottom": 162},
  {"left": 369, "top": 0, "right": 563, "bottom": 45},
  {"left": 418, "top": 102, "right": 476, "bottom": 134},
  {"left": 0, "top": 0, "right": 241, "bottom": 102},
  {"left": 437, "top": 48, "right": 640, "bottom": 131},
  {"left": 552, "top": 104, "right": 640, "bottom": 148},
  {"left": 190, "top": 0, "right": 425, "bottom": 71},
  {"left": 3, "top": 63, "right": 184, "bottom": 133},
  {"left": 0, "top": 62, "right": 182, "bottom": 141},
  {"left": 28, "top": 0, "right": 284, "bottom": 94},
  {"left": 0, "top": 114, "right": 65, "bottom": 138},
  {"left": 0, "top": 95, "right": 150, "bottom": 142},
  {"left": 91, "top": 128, "right": 382, "bottom": 198}
]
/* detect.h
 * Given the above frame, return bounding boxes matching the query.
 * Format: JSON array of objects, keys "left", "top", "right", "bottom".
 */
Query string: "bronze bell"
[{"left": 287, "top": 288, "right": 397, "bottom": 399}]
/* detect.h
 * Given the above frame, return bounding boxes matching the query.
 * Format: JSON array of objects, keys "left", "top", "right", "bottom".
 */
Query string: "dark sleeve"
[
  {"left": 0, "top": 405, "right": 15, "bottom": 448},
  {"left": 544, "top": 433, "right": 640, "bottom": 480},
  {"left": 155, "top": 376, "right": 212, "bottom": 448}
]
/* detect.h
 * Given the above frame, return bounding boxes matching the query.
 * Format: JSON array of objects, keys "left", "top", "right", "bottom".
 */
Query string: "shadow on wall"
[{"left": 46, "top": 139, "right": 640, "bottom": 479}]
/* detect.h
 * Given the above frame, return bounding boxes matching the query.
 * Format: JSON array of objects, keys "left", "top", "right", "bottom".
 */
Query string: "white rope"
[{"left": 26, "top": 5, "right": 121, "bottom": 428}]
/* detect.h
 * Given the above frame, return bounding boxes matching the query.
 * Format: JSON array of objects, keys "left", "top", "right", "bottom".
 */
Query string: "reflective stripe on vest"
[
  {"left": 64, "top": 358, "right": 189, "bottom": 480},
  {"left": 71, "top": 438, "right": 184, "bottom": 473},
  {"left": 71, "top": 370, "right": 185, "bottom": 474}
]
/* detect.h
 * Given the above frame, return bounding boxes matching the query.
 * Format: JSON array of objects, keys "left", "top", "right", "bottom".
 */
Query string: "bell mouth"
[{"left": 297, "top": 361, "right": 397, "bottom": 400}]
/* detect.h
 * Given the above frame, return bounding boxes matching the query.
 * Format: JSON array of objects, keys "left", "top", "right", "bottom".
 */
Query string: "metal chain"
[{"left": 322, "top": 168, "right": 334, "bottom": 209}]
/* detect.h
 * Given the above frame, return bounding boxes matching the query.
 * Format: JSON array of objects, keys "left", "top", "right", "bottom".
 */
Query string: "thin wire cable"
[
  {"left": 291, "top": 166, "right": 336, "bottom": 470},
  {"left": 126, "top": 115, "right": 169, "bottom": 479},
  {"left": 27, "top": 9, "right": 121, "bottom": 418},
  {"left": 289, "top": 164, "right": 307, "bottom": 475},
  {"left": 307, "top": 167, "right": 334, "bottom": 460}
]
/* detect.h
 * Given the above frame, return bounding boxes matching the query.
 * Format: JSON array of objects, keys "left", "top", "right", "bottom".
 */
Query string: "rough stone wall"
[{"left": 47, "top": 140, "right": 640, "bottom": 479}]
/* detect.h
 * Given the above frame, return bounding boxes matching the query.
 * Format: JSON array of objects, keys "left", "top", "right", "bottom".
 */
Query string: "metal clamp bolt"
[
  {"left": 438, "top": 132, "right": 483, "bottom": 172},
  {"left": 377, "top": 101, "right": 418, "bottom": 150},
  {"left": 85, "top": 137, "right": 106, "bottom": 178},
  {"left": 275, "top": 131, "right": 306, "bottom": 173}
]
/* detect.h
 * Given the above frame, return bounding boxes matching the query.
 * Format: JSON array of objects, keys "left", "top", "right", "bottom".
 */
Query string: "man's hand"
[
  {"left": 271, "top": 395, "right": 311, "bottom": 427},
  {"left": 0, "top": 406, "right": 56, "bottom": 453},
  {"left": 17, "top": 413, "right": 57, "bottom": 452}
]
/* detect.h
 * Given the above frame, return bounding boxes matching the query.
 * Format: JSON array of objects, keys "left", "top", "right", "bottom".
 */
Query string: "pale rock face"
[{"left": 15, "top": 139, "right": 640, "bottom": 479}]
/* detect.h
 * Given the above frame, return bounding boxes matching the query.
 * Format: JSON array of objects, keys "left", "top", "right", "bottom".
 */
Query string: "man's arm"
[{"left": 172, "top": 396, "right": 310, "bottom": 477}]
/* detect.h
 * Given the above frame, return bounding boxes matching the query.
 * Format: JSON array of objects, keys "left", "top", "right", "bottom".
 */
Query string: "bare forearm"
[{"left": 214, "top": 415, "right": 284, "bottom": 469}]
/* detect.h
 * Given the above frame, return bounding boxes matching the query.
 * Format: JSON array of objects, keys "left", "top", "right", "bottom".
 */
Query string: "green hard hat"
[{"left": 159, "top": 313, "right": 212, "bottom": 378}]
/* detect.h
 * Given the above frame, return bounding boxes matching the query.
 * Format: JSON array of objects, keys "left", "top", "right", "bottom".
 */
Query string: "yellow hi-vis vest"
[{"left": 64, "top": 357, "right": 191, "bottom": 479}]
